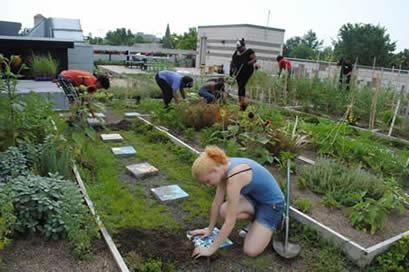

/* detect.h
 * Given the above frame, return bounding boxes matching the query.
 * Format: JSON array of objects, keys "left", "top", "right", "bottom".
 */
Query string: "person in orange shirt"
[{"left": 59, "top": 69, "right": 110, "bottom": 94}]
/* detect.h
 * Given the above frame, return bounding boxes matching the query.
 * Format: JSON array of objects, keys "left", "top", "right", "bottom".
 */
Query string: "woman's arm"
[
  {"left": 209, "top": 181, "right": 241, "bottom": 251},
  {"left": 208, "top": 182, "right": 226, "bottom": 231},
  {"left": 248, "top": 53, "right": 257, "bottom": 65}
]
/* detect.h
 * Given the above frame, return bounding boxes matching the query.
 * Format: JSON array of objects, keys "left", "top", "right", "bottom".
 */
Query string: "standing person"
[
  {"left": 276, "top": 55, "right": 292, "bottom": 77},
  {"left": 189, "top": 146, "right": 285, "bottom": 258},
  {"left": 155, "top": 70, "right": 193, "bottom": 108},
  {"left": 337, "top": 57, "right": 353, "bottom": 90},
  {"left": 230, "top": 39, "right": 257, "bottom": 111}
]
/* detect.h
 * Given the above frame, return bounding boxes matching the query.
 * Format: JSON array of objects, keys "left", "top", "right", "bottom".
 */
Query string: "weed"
[{"left": 294, "top": 198, "right": 312, "bottom": 214}]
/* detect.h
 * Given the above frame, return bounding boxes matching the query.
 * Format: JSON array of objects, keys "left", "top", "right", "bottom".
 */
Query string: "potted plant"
[{"left": 30, "top": 54, "right": 58, "bottom": 81}]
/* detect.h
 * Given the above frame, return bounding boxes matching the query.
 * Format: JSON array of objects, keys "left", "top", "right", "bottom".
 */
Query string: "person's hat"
[{"left": 236, "top": 38, "right": 245, "bottom": 49}]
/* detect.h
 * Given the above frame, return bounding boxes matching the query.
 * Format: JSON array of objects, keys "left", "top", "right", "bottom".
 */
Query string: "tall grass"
[{"left": 30, "top": 54, "right": 59, "bottom": 78}]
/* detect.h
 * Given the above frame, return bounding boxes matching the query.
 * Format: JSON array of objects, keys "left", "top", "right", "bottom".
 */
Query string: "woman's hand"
[
  {"left": 192, "top": 245, "right": 217, "bottom": 259},
  {"left": 188, "top": 227, "right": 212, "bottom": 238}
]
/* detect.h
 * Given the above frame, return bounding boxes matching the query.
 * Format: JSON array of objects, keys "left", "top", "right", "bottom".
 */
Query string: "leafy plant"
[
  {"left": 374, "top": 235, "right": 409, "bottom": 272},
  {"left": 10, "top": 174, "right": 97, "bottom": 256},
  {"left": 294, "top": 198, "right": 312, "bottom": 214},
  {"left": 348, "top": 192, "right": 405, "bottom": 234},
  {"left": 125, "top": 251, "right": 175, "bottom": 272},
  {"left": 62, "top": 179, "right": 98, "bottom": 258},
  {"left": 0, "top": 185, "right": 16, "bottom": 251},
  {"left": 321, "top": 193, "right": 341, "bottom": 210},
  {"left": 0, "top": 146, "right": 28, "bottom": 182}
]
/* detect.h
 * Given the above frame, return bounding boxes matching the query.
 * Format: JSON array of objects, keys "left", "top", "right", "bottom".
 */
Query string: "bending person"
[
  {"left": 189, "top": 146, "right": 285, "bottom": 258},
  {"left": 155, "top": 70, "right": 193, "bottom": 108}
]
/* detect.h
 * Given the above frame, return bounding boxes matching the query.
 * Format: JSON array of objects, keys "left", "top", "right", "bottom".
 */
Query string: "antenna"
[{"left": 266, "top": 10, "right": 271, "bottom": 27}]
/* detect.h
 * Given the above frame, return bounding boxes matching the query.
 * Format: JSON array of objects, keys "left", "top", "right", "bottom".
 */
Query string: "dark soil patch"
[
  {"left": 108, "top": 119, "right": 133, "bottom": 131},
  {"left": 116, "top": 228, "right": 193, "bottom": 264},
  {"left": 0, "top": 235, "right": 118, "bottom": 272}
]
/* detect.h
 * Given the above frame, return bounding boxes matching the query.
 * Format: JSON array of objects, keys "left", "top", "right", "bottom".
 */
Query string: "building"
[
  {"left": 0, "top": 21, "right": 22, "bottom": 36},
  {"left": 196, "top": 24, "right": 285, "bottom": 73},
  {"left": 26, "top": 14, "right": 93, "bottom": 72}
]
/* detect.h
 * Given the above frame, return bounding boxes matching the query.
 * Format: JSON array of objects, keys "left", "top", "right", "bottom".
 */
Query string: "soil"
[
  {"left": 115, "top": 227, "right": 311, "bottom": 272},
  {"left": 0, "top": 235, "right": 119, "bottom": 272}
]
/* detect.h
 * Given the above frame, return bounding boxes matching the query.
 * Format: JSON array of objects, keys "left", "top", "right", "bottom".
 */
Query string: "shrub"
[
  {"left": 10, "top": 174, "right": 97, "bottom": 256},
  {"left": 178, "top": 101, "right": 219, "bottom": 130}
]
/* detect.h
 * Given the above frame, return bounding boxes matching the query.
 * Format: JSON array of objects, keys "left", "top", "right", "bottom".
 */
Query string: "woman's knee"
[{"left": 243, "top": 245, "right": 263, "bottom": 257}]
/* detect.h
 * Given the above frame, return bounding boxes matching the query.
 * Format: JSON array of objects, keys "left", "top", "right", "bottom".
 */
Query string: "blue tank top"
[{"left": 227, "top": 158, "right": 284, "bottom": 205}]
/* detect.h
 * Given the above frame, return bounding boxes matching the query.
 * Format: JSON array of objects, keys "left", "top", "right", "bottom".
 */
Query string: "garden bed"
[
  {"left": 123, "top": 108, "right": 409, "bottom": 267},
  {"left": 0, "top": 235, "right": 118, "bottom": 272}
]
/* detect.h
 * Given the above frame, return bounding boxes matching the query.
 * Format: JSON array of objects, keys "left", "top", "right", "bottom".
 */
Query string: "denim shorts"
[{"left": 244, "top": 195, "right": 285, "bottom": 231}]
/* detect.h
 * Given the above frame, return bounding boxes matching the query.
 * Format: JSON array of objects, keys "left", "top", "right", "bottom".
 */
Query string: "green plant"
[
  {"left": 125, "top": 251, "right": 175, "bottom": 272},
  {"left": 374, "top": 235, "right": 409, "bottom": 272},
  {"left": 10, "top": 173, "right": 97, "bottom": 254},
  {"left": 321, "top": 193, "right": 341, "bottom": 210},
  {"left": 29, "top": 54, "right": 58, "bottom": 78},
  {"left": 348, "top": 192, "right": 405, "bottom": 234},
  {"left": 0, "top": 55, "right": 27, "bottom": 150},
  {"left": 0, "top": 146, "right": 28, "bottom": 181},
  {"left": 294, "top": 198, "right": 312, "bottom": 214},
  {"left": 62, "top": 179, "right": 98, "bottom": 258},
  {"left": 0, "top": 185, "right": 16, "bottom": 251}
]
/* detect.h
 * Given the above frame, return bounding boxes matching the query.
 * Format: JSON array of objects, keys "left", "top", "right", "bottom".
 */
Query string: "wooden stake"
[{"left": 389, "top": 86, "right": 405, "bottom": 136}]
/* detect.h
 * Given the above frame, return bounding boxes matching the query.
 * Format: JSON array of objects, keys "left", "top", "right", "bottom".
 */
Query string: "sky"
[{"left": 2, "top": 0, "right": 409, "bottom": 51}]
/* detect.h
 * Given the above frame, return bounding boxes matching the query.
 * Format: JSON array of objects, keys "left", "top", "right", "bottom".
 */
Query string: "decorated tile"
[
  {"left": 187, "top": 227, "right": 233, "bottom": 248},
  {"left": 111, "top": 146, "right": 136, "bottom": 156},
  {"left": 126, "top": 162, "right": 159, "bottom": 178},
  {"left": 100, "top": 133, "right": 123, "bottom": 142},
  {"left": 151, "top": 184, "right": 188, "bottom": 201}
]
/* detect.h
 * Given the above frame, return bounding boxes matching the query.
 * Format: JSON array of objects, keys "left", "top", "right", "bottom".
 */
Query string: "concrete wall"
[
  {"left": 68, "top": 43, "right": 94, "bottom": 72},
  {"left": 196, "top": 24, "right": 285, "bottom": 72},
  {"left": 288, "top": 58, "right": 409, "bottom": 91}
]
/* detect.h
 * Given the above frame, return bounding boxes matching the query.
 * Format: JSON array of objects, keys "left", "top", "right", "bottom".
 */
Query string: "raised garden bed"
[{"left": 126, "top": 106, "right": 409, "bottom": 268}]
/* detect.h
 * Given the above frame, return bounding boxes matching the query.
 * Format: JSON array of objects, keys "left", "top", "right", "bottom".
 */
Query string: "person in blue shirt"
[
  {"left": 155, "top": 70, "right": 194, "bottom": 108},
  {"left": 189, "top": 146, "right": 285, "bottom": 258}
]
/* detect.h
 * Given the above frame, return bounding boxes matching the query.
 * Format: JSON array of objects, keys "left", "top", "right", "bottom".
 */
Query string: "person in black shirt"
[
  {"left": 230, "top": 39, "right": 257, "bottom": 111},
  {"left": 337, "top": 57, "right": 353, "bottom": 90}
]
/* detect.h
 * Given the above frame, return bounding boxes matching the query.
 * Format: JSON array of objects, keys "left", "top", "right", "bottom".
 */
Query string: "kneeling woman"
[{"left": 189, "top": 146, "right": 285, "bottom": 258}]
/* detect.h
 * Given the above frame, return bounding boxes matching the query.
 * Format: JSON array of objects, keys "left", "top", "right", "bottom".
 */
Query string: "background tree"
[
  {"left": 105, "top": 28, "right": 135, "bottom": 45},
  {"left": 389, "top": 49, "right": 409, "bottom": 70},
  {"left": 162, "top": 24, "right": 174, "bottom": 49},
  {"left": 283, "top": 30, "right": 323, "bottom": 59},
  {"left": 334, "top": 23, "right": 396, "bottom": 66},
  {"left": 170, "top": 28, "right": 197, "bottom": 50}
]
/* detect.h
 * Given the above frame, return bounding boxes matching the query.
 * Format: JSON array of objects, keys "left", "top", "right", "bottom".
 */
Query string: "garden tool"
[{"left": 272, "top": 159, "right": 301, "bottom": 258}]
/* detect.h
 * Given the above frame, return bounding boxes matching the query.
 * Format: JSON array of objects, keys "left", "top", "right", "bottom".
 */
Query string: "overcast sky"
[{"left": 2, "top": 0, "right": 409, "bottom": 51}]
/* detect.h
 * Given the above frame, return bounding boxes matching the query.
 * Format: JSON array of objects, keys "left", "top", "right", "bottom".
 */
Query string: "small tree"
[{"left": 162, "top": 24, "right": 173, "bottom": 49}]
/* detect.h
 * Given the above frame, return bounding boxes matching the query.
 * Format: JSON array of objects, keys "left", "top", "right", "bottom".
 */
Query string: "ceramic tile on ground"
[
  {"left": 111, "top": 146, "right": 136, "bottom": 156},
  {"left": 151, "top": 184, "right": 188, "bottom": 201},
  {"left": 100, "top": 133, "right": 123, "bottom": 142},
  {"left": 127, "top": 162, "right": 159, "bottom": 178}
]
